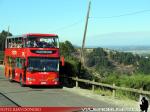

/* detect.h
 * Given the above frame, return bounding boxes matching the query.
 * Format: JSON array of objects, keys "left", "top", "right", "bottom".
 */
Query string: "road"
[{"left": 0, "top": 66, "right": 121, "bottom": 107}]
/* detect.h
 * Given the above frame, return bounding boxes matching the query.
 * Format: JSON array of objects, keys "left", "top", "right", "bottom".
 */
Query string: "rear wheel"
[
  {"left": 8, "top": 71, "right": 13, "bottom": 82},
  {"left": 20, "top": 75, "right": 25, "bottom": 87}
]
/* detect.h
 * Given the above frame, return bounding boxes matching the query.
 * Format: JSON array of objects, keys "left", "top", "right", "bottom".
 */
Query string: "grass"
[
  {"left": 94, "top": 87, "right": 112, "bottom": 96},
  {"left": 115, "top": 90, "right": 140, "bottom": 101},
  {"left": 94, "top": 88, "right": 143, "bottom": 101},
  {"left": 102, "top": 74, "right": 150, "bottom": 91},
  {"left": 92, "top": 73, "right": 150, "bottom": 101}
]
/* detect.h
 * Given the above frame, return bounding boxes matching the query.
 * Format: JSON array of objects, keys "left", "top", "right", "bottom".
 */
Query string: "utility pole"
[{"left": 80, "top": 0, "right": 91, "bottom": 67}]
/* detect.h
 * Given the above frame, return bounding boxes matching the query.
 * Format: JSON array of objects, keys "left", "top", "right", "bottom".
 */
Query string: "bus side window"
[
  {"left": 6, "top": 57, "right": 9, "bottom": 66},
  {"left": 22, "top": 38, "right": 26, "bottom": 48},
  {"left": 11, "top": 38, "right": 15, "bottom": 48},
  {"left": 17, "top": 37, "right": 23, "bottom": 48},
  {"left": 8, "top": 57, "right": 10, "bottom": 65},
  {"left": 6, "top": 39, "right": 8, "bottom": 48},
  {"left": 21, "top": 59, "right": 26, "bottom": 68},
  {"left": 16, "top": 58, "right": 19, "bottom": 68},
  {"left": 8, "top": 57, "right": 11, "bottom": 66},
  {"left": 16, "top": 58, "right": 21, "bottom": 68},
  {"left": 21, "top": 37, "right": 24, "bottom": 48},
  {"left": 14, "top": 38, "right": 17, "bottom": 48},
  {"left": 19, "top": 58, "right": 22, "bottom": 68},
  {"left": 11, "top": 58, "right": 15, "bottom": 67},
  {"left": 8, "top": 39, "right": 12, "bottom": 48},
  {"left": 9, "top": 57, "right": 12, "bottom": 66}
]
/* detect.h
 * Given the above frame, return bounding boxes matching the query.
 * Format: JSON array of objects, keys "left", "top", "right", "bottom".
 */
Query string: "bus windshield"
[
  {"left": 26, "top": 36, "right": 59, "bottom": 48},
  {"left": 27, "top": 57, "right": 59, "bottom": 72}
]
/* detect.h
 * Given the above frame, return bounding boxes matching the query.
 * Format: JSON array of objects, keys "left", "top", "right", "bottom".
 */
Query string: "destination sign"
[{"left": 31, "top": 50, "right": 54, "bottom": 54}]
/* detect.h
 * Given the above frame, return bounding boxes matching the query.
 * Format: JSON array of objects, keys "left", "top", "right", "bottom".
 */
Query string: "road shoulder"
[{"left": 63, "top": 87, "right": 140, "bottom": 109}]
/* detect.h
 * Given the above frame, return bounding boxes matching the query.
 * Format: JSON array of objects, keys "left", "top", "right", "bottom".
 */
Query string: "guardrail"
[
  {"left": 65, "top": 76, "right": 150, "bottom": 98},
  {"left": 0, "top": 60, "right": 4, "bottom": 65}
]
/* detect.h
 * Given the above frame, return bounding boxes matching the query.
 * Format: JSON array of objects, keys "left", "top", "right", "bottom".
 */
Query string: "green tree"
[
  {"left": 0, "top": 30, "right": 12, "bottom": 51},
  {"left": 86, "top": 47, "right": 111, "bottom": 67},
  {"left": 60, "top": 41, "right": 79, "bottom": 76},
  {"left": 138, "top": 57, "right": 150, "bottom": 74},
  {"left": 60, "top": 41, "right": 76, "bottom": 57}
]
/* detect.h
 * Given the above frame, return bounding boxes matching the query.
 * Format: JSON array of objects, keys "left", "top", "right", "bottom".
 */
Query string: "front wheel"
[
  {"left": 20, "top": 75, "right": 25, "bottom": 87},
  {"left": 56, "top": 85, "right": 63, "bottom": 89}
]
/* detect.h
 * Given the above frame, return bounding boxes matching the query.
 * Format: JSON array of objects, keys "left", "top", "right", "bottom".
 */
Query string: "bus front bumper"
[{"left": 25, "top": 78, "right": 60, "bottom": 86}]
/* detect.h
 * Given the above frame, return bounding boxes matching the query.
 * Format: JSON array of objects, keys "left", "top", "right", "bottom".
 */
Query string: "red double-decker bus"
[{"left": 4, "top": 33, "right": 64, "bottom": 86}]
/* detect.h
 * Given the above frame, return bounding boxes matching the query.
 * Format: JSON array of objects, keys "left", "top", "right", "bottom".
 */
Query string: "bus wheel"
[
  {"left": 8, "top": 72, "right": 13, "bottom": 82},
  {"left": 57, "top": 85, "right": 63, "bottom": 89},
  {"left": 20, "top": 75, "right": 25, "bottom": 87}
]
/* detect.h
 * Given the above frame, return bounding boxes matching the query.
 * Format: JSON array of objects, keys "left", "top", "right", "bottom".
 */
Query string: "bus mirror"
[
  {"left": 27, "top": 67, "right": 33, "bottom": 72},
  {"left": 22, "top": 63, "right": 25, "bottom": 67},
  {"left": 61, "top": 56, "right": 64, "bottom": 66},
  {"left": 27, "top": 67, "right": 38, "bottom": 72}
]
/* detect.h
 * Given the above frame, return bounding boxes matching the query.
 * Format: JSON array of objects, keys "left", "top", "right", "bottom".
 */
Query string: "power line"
[
  {"left": 50, "top": 9, "right": 150, "bottom": 33},
  {"left": 50, "top": 20, "right": 83, "bottom": 32},
  {"left": 90, "top": 9, "right": 150, "bottom": 19}
]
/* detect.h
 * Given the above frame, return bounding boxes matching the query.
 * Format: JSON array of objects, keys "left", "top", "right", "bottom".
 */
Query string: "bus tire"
[
  {"left": 57, "top": 85, "right": 63, "bottom": 89},
  {"left": 8, "top": 71, "right": 13, "bottom": 82},
  {"left": 20, "top": 75, "right": 25, "bottom": 87}
]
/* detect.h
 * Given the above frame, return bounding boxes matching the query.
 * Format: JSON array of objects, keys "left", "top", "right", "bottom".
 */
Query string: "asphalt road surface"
[{"left": 0, "top": 66, "right": 120, "bottom": 108}]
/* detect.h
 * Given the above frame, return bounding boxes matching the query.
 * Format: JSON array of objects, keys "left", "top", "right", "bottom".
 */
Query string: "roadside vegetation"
[
  {"left": 59, "top": 41, "right": 150, "bottom": 100},
  {"left": 59, "top": 41, "right": 92, "bottom": 83}
]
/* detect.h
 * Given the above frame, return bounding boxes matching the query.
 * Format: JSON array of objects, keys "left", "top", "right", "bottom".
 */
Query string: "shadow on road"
[
  {"left": 2, "top": 89, "right": 45, "bottom": 94},
  {"left": 30, "top": 85, "right": 63, "bottom": 89},
  {"left": 0, "top": 92, "right": 20, "bottom": 107}
]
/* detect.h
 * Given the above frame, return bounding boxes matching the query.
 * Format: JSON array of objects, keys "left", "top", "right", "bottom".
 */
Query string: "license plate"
[{"left": 41, "top": 82, "right": 46, "bottom": 84}]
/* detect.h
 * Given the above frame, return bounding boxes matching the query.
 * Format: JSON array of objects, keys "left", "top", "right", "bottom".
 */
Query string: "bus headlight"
[
  {"left": 27, "top": 78, "right": 35, "bottom": 81},
  {"left": 53, "top": 78, "right": 59, "bottom": 82}
]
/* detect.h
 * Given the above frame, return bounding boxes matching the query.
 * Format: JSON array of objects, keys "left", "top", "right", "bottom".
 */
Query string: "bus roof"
[
  {"left": 26, "top": 33, "right": 58, "bottom": 37},
  {"left": 7, "top": 33, "right": 58, "bottom": 39}
]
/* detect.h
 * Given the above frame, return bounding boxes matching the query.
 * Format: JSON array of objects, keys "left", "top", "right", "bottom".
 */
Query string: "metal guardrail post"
[
  {"left": 75, "top": 76, "right": 79, "bottom": 88},
  {"left": 112, "top": 83, "right": 116, "bottom": 98},
  {"left": 92, "top": 79, "right": 95, "bottom": 93},
  {"left": 140, "top": 87, "right": 143, "bottom": 99}
]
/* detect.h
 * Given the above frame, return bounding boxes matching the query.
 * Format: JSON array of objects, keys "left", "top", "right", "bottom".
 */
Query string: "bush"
[
  {"left": 98, "top": 74, "right": 150, "bottom": 100},
  {"left": 118, "top": 74, "right": 150, "bottom": 91},
  {"left": 102, "top": 74, "right": 150, "bottom": 91}
]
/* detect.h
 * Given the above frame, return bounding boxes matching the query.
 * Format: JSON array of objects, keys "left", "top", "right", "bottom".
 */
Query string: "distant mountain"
[
  {"left": 75, "top": 45, "right": 150, "bottom": 55},
  {"left": 104, "top": 46, "right": 150, "bottom": 51}
]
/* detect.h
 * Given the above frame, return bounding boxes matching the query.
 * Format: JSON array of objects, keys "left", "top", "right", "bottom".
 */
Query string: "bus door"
[{"left": 14, "top": 58, "right": 25, "bottom": 81}]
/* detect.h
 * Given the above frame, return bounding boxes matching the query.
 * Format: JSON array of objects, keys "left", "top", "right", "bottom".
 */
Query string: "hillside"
[
  {"left": 60, "top": 41, "right": 150, "bottom": 76},
  {"left": 81, "top": 47, "right": 150, "bottom": 75}
]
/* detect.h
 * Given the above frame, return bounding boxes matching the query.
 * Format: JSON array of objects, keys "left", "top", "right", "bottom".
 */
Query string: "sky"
[{"left": 0, "top": 0, "right": 150, "bottom": 47}]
